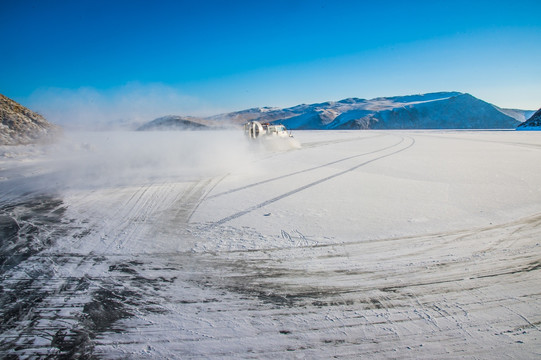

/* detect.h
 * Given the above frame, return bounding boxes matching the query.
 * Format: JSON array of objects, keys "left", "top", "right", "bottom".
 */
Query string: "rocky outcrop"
[{"left": 0, "top": 94, "right": 61, "bottom": 145}]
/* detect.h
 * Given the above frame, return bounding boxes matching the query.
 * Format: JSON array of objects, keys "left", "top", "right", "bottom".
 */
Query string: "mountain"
[
  {"left": 240, "top": 92, "right": 522, "bottom": 130},
  {"left": 516, "top": 108, "right": 541, "bottom": 130},
  {"left": 136, "top": 115, "right": 209, "bottom": 131},
  {"left": 208, "top": 107, "right": 283, "bottom": 124},
  {"left": 138, "top": 92, "right": 527, "bottom": 131},
  {"left": 364, "top": 93, "right": 521, "bottom": 130},
  {"left": 0, "top": 94, "right": 61, "bottom": 145}
]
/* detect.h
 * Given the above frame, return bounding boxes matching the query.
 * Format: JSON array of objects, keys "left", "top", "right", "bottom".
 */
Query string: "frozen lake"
[{"left": 1, "top": 130, "right": 541, "bottom": 358}]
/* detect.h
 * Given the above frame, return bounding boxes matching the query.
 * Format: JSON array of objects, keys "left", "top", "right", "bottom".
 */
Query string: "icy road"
[{"left": 1, "top": 130, "right": 541, "bottom": 358}]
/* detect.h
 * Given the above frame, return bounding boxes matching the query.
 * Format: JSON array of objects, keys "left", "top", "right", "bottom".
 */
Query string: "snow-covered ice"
[{"left": 1, "top": 130, "right": 541, "bottom": 358}]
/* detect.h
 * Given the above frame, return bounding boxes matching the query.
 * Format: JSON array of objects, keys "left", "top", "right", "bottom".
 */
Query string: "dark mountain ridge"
[{"left": 517, "top": 108, "right": 541, "bottom": 130}]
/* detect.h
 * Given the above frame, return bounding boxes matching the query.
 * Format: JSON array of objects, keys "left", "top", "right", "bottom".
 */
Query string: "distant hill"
[
  {"left": 364, "top": 93, "right": 521, "bottom": 130},
  {"left": 0, "top": 94, "right": 61, "bottom": 145},
  {"left": 136, "top": 115, "right": 209, "bottom": 131},
  {"left": 516, "top": 108, "right": 541, "bottom": 130},
  {"left": 137, "top": 92, "right": 530, "bottom": 131}
]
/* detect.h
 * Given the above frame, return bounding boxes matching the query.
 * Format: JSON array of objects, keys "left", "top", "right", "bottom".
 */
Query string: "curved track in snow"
[
  {"left": 1, "top": 130, "right": 541, "bottom": 359},
  {"left": 206, "top": 133, "right": 388, "bottom": 200},
  {"left": 206, "top": 135, "right": 415, "bottom": 227}
]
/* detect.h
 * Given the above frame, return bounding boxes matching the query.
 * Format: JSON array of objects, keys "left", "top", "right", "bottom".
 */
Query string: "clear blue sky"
[{"left": 1, "top": 0, "right": 540, "bottom": 125}]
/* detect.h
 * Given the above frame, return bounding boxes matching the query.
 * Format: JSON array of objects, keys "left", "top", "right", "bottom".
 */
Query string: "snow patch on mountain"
[{"left": 499, "top": 108, "right": 536, "bottom": 123}]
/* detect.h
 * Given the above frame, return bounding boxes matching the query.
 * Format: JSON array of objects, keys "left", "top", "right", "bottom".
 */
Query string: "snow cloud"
[
  {"left": 25, "top": 83, "right": 224, "bottom": 130},
  {"left": 58, "top": 131, "right": 263, "bottom": 188},
  {"left": 0, "top": 130, "right": 262, "bottom": 198}
]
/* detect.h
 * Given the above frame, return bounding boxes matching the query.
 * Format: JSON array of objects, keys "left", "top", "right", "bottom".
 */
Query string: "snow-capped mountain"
[
  {"left": 139, "top": 92, "right": 530, "bottom": 131},
  {"left": 241, "top": 92, "right": 523, "bottom": 130},
  {"left": 516, "top": 108, "right": 541, "bottom": 130},
  {"left": 0, "top": 93, "right": 61, "bottom": 145}
]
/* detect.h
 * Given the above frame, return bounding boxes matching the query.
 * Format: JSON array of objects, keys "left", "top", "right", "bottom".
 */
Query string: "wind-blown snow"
[{"left": 1, "top": 130, "right": 541, "bottom": 358}]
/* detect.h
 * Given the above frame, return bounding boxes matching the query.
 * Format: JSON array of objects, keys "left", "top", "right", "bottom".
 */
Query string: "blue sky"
[{"left": 1, "top": 0, "right": 540, "bottom": 125}]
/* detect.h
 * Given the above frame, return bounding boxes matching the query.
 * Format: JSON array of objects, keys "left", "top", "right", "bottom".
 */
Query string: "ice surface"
[{"left": 1, "top": 130, "right": 541, "bottom": 358}]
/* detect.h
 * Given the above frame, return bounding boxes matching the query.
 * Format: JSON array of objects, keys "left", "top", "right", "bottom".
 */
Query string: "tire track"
[
  {"left": 212, "top": 211, "right": 541, "bottom": 298},
  {"left": 163, "top": 176, "right": 224, "bottom": 226},
  {"left": 207, "top": 134, "right": 398, "bottom": 200},
  {"left": 207, "top": 136, "right": 415, "bottom": 227},
  {"left": 4, "top": 184, "right": 539, "bottom": 358},
  {"left": 162, "top": 206, "right": 541, "bottom": 358},
  {"left": 300, "top": 133, "right": 385, "bottom": 149}
]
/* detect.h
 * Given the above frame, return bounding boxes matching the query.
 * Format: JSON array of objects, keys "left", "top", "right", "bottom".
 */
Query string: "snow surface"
[{"left": 1, "top": 130, "right": 541, "bottom": 358}]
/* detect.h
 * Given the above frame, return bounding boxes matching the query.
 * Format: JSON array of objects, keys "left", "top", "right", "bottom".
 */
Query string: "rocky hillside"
[
  {"left": 516, "top": 108, "right": 541, "bottom": 130},
  {"left": 0, "top": 94, "right": 61, "bottom": 145}
]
